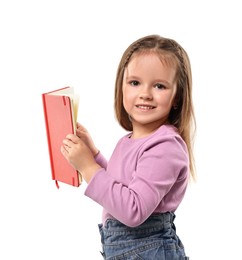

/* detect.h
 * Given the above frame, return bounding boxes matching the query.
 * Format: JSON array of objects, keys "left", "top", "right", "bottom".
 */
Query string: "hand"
[
  {"left": 61, "top": 134, "right": 101, "bottom": 183},
  {"left": 76, "top": 123, "right": 99, "bottom": 156}
]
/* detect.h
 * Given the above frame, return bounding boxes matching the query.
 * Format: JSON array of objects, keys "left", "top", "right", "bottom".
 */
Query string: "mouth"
[{"left": 135, "top": 104, "right": 155, "bottom": 110}]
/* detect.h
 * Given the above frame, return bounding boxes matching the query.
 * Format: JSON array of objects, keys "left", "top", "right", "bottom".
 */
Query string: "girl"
[{"left": 61, "top": 35, "right": 195, "bottom": 259}]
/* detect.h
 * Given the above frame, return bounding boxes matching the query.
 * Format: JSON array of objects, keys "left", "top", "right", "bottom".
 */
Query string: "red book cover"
[{"left": 42, "top": 87, "right": 80, "bottom": 188}]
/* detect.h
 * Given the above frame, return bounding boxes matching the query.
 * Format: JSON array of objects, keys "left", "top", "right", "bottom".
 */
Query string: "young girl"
[{"left": 61, "top": 35, "right": 195, "bottom": 259}]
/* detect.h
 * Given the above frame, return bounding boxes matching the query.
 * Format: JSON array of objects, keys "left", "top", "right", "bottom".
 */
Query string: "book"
[{"left": 42, "top": 86, "right": 81, "bottom": 188}]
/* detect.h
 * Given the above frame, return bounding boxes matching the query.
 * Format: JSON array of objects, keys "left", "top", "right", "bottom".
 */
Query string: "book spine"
[{"left": 42, "top": 94, "right": 56, "bottom": 181}]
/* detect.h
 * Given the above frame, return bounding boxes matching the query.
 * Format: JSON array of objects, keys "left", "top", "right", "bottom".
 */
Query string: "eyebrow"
[{"left": 125, "top": 74, "right": 172, "bottom": 87}]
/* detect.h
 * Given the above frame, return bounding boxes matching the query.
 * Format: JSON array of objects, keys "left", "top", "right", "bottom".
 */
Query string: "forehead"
[
  {"left": 125, "top": 52, "right": 177, "bottom": 83},
  {"left": 129, "top": 50, "right": 177, "bottom": 69}
]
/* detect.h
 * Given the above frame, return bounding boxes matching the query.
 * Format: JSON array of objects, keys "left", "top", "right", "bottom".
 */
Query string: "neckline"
[{"left": 125, "top": 124, "right": 173, "bottom": 142}]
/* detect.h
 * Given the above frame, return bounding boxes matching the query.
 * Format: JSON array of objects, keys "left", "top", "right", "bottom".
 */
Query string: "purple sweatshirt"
[{"left": 85, "top": 125, "right": 189, "bottom": 227}]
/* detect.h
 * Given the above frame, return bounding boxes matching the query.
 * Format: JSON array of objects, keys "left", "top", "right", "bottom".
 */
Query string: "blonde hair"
[{"left": 114, "top": 35, "right": 196, "bottom": 180}]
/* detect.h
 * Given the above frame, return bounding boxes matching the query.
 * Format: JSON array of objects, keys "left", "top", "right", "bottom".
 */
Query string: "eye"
[
  {"left": 155, "top": 83, "right": 166, "bottom": 90},
  {"left": 130, "top": 80, "right": 140, "bottom": 87}
]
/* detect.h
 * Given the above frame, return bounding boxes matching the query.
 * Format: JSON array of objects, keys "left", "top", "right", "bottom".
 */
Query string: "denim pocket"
[
  {"left": 132, "top": 241, "right": 165, "bottom": 259},
  {"left": 106, "top": 241, "right": 164, "bottom": 260},
  {"left": 107, "top": 241, "right": 188, "bottom": 260}
]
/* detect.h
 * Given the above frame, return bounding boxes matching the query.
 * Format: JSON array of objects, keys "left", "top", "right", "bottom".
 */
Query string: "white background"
[{"left": 0, "top": 0, "right": 241, "bottom": 259}]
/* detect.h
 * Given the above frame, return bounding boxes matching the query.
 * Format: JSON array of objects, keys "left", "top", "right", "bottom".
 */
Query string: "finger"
[
  {"left": 76, "top": 129, "right": 86, "bottom": 138},
  {"left": 62, "top": 138, "right": 72, "bottom": 147},
  {"left": 66, "top": 134, "right": 80, "bottom": 143},
  {"left": 61, "top": 145, "right": 69, "bottom": 155},
  {"left": 76, "top": 122, "right": 81, "bottom": 128},
  {"left": 76, "top": 123, "right": 87, "bottom": 132}
]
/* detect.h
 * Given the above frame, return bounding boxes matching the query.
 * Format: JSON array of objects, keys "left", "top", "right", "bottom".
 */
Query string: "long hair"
[{"left": 114, "top": 35, "right": 196, "bottom": 180}]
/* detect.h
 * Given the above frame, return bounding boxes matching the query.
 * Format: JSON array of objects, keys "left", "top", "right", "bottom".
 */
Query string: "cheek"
[
  {"left": 158, "top": 92, "right": 176, "bottom": 108},
  {"left": 123, "top": 93, "right": 131, "bottom": 111},
  {"left": 122, "top": 86, "right": 133, "bottom": 108}
]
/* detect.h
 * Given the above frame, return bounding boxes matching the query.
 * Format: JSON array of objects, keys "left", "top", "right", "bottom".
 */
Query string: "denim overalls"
[{"left": 98, "top": 212, "right": 189, "bottom": 259}]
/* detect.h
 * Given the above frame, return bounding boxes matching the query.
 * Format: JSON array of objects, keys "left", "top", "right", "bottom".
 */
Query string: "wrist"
[{"left": 80, "top": 163, "right": 101, "bottom": 183}]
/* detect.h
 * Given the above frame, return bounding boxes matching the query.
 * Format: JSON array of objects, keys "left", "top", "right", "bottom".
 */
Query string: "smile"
[{"left": 136, "top": 105, "right": 155, "bottom": 110}]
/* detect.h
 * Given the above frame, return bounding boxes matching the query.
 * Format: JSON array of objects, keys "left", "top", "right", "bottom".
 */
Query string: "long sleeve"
[
  {"left": 94, "top": 151, "right": 107, "bottom": 169},
  {"left": 85, "top": 125, "right": 189, "bottom": 227}
]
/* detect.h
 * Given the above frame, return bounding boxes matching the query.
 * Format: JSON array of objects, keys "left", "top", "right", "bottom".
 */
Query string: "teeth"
[{"left": 137, "top": 105, "right": 154, "bottom": 110}]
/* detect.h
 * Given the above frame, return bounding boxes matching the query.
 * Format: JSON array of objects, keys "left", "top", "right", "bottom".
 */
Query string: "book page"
[{"left": 70, "top": 95, "right": 79, "bottom": 132}]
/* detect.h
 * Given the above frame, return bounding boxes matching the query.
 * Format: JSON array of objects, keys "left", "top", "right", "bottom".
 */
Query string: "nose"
[{"left": 139, "top": 86, "right": 153, "bottom": 101}]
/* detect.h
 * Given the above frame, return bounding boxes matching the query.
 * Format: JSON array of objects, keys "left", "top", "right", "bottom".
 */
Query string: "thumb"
[{"left": 76, "top": 122, "right": 88, "bottom": 132}]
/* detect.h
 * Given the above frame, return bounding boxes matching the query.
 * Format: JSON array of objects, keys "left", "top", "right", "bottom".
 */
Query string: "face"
[{"left": 122, "top": 52, "right": 177, "bottom": 137}]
